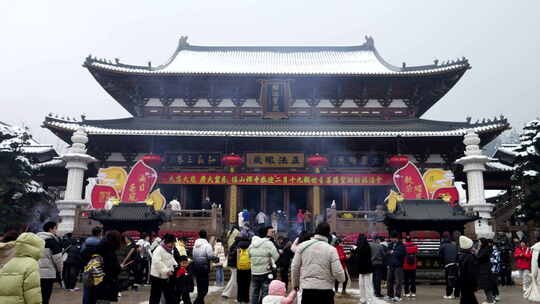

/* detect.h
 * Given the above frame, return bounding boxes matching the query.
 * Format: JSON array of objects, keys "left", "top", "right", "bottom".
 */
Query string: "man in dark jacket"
[
  {"left": 63, "top": 238, "right": 83, "bottom": 291},
  {"left": 439, "top": 237, "right": 459, "bottom": 299},
  {"left": 457, "top": 236, "right": 479, "bottom": 304},
  {"left": 385, "top": 232, "right": 406, "bottom": 301},
  {"left": 369, "top": 236, "right": 386, "bottom": 298}
]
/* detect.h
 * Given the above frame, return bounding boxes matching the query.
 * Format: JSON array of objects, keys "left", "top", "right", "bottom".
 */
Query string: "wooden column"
[
  {"left": 312, "top": 186, "right": 321, "bottom": 218},
  {"left": 228, "top": 184, "right": 238, "bottom": 224},
  {"left": 284, "top": 187, "right": 290, "bottom": 216},
  {"left": 343, "top": 187, "right": 349, "bottom": 211},
  {"left": 261, "top": 187, "right": 267, "bottom": 212},
  {"left": 364, "top": 187, "right": 370, "bottom": 211}
]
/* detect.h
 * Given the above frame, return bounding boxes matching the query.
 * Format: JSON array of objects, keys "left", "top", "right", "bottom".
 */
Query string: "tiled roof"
[
  {"left": 486, "top": 161, "right": 514, "bottom": 172},
  {"left": 84, "top": 36, "right": 469, "bottom": 76},
  {"left": 44, "top": 116, "right": 509, "bottom": 138}
]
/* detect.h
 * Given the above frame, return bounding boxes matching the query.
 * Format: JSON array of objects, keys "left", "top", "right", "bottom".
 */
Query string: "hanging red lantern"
[
  {"left": 142, "top": 154, "right": 162, "bottom": 168},
  {"left": 307, "top": 153, "right": 328, "bottom": 173},
  {"left": 388, "top": 155, "right": 409, "bottom": 169},
  {"left": 221, "top": 153, "right": 243, "bottom": 172}
]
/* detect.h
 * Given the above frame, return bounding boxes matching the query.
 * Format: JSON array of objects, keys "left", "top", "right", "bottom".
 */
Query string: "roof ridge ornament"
[
  {"left": 178, "top": 36, "right": 190, "bottom": 49},
  {"left": 364, "top": 35, "right": 374, "bottom": 48}
]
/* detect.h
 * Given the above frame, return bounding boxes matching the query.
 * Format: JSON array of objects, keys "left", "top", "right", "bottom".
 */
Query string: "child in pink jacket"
[{"left": 262, "top": 280, "right": 297, "bottom": 304}]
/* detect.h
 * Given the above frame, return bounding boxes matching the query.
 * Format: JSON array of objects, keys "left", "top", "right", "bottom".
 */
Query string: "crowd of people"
[{"left": 0, "top": 221, "right": 540, "bottom": 304}]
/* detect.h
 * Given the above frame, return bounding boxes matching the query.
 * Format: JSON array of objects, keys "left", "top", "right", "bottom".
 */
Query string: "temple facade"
[{"left": 43, "top": 36, "right": 509, "bottom": 232}]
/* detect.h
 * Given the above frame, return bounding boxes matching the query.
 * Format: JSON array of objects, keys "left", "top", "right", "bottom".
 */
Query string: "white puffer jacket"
[
  {"left": 291, "top": 234, "right": 345, "bottom": 290},
  {"left": 150, "top": 245, "right": 177, "bottom": 279},
  {"left": 37, "top": 232, "right": 63, "bottom": 279},
  {"left": 525, "top": 242, "right": 540, "bottom": 302}
]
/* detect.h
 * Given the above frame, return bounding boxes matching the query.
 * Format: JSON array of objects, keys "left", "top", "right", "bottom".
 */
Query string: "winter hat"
[
  {"left": 459, "top": 235, "right": 473, "bottom": 250},
  {"left": 268, "top": 280, "right": 286, "bottom": 296}
]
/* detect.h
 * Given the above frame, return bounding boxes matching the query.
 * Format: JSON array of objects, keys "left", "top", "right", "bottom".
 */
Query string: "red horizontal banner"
[{"left": 158, "top": 172, "right": 392, "bottom": 186}]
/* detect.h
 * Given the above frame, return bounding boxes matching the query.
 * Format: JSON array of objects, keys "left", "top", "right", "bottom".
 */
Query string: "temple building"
[{"left": 43, "top": 36, "right": 510, "bottom": 232}]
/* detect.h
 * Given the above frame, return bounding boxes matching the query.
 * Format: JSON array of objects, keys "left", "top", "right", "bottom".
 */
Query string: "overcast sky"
[{"left": 1, "top": 0, "right": 539, "bottom": 148}]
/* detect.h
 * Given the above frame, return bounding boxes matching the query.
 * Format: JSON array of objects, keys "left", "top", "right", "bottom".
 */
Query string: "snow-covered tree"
[
  {"left": 0, "top": 124, "right": 53, "bottom": 231},
  {"left": 512, "top": 120, "right": 540, "bottom": 221}
]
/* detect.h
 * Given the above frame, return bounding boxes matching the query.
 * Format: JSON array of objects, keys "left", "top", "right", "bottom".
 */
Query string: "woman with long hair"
[{"left": 350, "top": 234, "right": 387, "bottom": 304}]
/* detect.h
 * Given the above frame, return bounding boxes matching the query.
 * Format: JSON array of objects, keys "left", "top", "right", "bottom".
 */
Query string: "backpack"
[
  {"left": 82, "top": 254, "right": 105, "bottom": 288},
  {"left": 237, "top": 248, "right": 251, "bottom": 270}
]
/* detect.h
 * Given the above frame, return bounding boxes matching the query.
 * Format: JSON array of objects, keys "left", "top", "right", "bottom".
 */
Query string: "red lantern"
[
  {"left": 142, "top": 154, "right": 162, "bottom": 168},
  {"left": 221, "top": 154, "right": 243, "bottom": 172},
  {"left": 307, "top": 154, "right": 328, "bottom": 173},
  {"left": 388, "top": 155, "right": 409, "bottom": 169}
]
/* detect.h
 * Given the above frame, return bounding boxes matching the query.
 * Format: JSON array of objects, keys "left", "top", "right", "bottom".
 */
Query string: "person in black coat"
[
  {"left": 457, "top": 236, "right": 479, "bottom": 304},
  {"left": 476, "top": 238, "right": 496, "bottom": 304},
  {"left": 350, "top": 234, "right": 377, "bottom": 303},
  {"left": 91, "top": 230, "right": 123, "bottom": 304},
  {"left": 439, "top": 237, "right": 459, "bottom": 299},
  {"left": 63, "top": 238, "right": 83, "bottom": 291},
  {"left": 276, "top": 237, "right": 294, "bottom": 290}
]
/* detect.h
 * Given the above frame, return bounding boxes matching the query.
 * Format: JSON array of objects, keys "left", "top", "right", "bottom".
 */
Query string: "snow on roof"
[
  {"left": 486, "top": 161, "right": 514, "bottom": 171},
  {"left": 0, "top": 121, "right": 57, "bottom": 155},
  {"left": 485, "top": 190, "right": 507, "bottom": 199},
  {"left": 32, "top": 158, "right": 64, "bottom": 169},
  {"left": 85, "top": 37, "right": 470, "bottom": 76},
  {"left": 44, "top": 119, "right": 507, "bottom": 138},
  {"left": 524, "top": 170, "right": 539, "bottom": 177}
]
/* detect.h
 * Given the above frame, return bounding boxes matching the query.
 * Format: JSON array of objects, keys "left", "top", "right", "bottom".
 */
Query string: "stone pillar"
[
  {"left": 455, "top": 131, "right": 494, "bottom": 239},
  {"left": 56, "top": 127, "right": 96, "bottom": 235}
]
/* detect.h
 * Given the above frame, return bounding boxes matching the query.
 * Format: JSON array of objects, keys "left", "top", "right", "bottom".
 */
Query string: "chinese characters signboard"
[
  {"left": 165, "top": 153, "right": 222, "bottom": 167},
  {"left": 246, "top": 153, "right": 304, "bottom": 168},
  {"left": 329, "top": 154, "right": 385, "bottom": 168},
  {"left": 91, "top": 185, "right": 118, "bottom": 209},
  {"left": 121, "top": 160, "right": 158, "bottom": 202},
  {"left": 393, "top": 162, "right": 429, "bottom": 199},
  {"left": 159, "top": 172, "right": 392, "bottom": 186}
]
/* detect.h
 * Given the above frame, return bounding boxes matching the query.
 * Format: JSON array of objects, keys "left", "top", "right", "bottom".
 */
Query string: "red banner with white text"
[{"left": 158, "top": 172, "right": 392, "bottom": 186}]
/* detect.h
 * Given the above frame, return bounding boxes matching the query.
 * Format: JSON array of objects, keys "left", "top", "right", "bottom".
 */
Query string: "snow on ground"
[{"left": 524, "top": 170, "right": 539, "bottom": 177}]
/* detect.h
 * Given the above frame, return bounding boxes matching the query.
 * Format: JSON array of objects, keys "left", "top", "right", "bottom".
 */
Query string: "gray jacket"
[
  {"left": 37, "top": 232, "right": 63, "bottom": 279},
  {"left": 291, "top": 234, "right": 345, "bottom": 290}
]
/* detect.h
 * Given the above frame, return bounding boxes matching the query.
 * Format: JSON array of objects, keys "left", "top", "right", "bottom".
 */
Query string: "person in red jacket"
[
  {"left": 514, "top": 240, "right": 532, "bottom": 291},
  {"left": 403, "top": 235, "right": 418, "bottom": 297},
  {"left": 334, "top": 238, "right": 349, "bottom": 295}
]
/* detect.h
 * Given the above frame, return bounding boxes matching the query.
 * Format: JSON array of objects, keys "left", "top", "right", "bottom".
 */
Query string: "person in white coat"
[
  {"left": 149, "top": 234, "right": 177, "bottom": 304},
  {"left": 524, "top": 238, "right": 540, "bottom": 302}
]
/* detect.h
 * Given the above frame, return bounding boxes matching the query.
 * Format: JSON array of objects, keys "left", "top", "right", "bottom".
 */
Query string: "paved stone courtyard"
[{"left": 52, "top": 283, "right": 530, "bottom": 303}]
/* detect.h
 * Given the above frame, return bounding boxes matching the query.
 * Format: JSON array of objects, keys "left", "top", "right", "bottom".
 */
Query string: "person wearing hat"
[{"left": 457, "top": 236, "right": 479, "bottom": 304}]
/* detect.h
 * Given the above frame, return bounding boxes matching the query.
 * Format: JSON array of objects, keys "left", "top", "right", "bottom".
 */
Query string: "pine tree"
[
  {"left": 512, "top": 120, "right": 540, "bottom": 221},
  {"left": 0, "top": 126, "right": 52, "bottom": 231}
]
